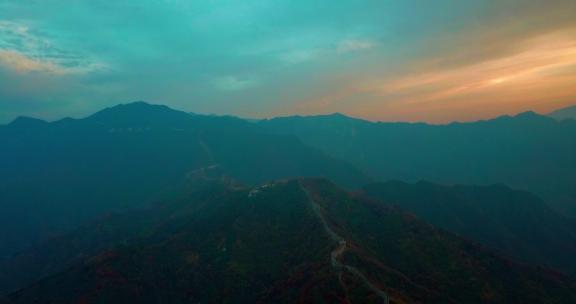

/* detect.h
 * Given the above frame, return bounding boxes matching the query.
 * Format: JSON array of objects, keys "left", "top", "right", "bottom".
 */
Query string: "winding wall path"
[{"left": 299, "top": 182, "right": 390, "bottom": 304}]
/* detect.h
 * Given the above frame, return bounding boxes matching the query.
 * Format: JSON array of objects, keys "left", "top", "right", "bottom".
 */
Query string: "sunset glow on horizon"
[{"left": 1, "top": 0, "right": 575, "bottom": 123}]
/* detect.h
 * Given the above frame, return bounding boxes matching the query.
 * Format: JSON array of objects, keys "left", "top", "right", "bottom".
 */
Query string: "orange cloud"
[
  {"left": 289, "top": 29, "right": 576, "bottom": 123},
  {"left": 0, "top": 50, "right": 65, "bottom": 74},
  {"left": 0, "top": 50, "right": 109, "bottom": 75}
]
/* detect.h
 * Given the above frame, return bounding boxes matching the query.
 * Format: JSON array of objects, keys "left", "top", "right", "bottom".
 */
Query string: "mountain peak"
[
  {"left": 319, "top": 112, "right": 361, "bottom": 121},
  {"left": 327, "top": 112, "right": 349, "bottom": 118},
  {"left": 549, "top": 104, "right": 576, "bottom": 121},
  {"left": 514, "top": 110, "right": 539, "bottom": 118},
  {"left": 87, "top": 101, "right": 192, "bottom": 126},
  {"left": 508, "top": 111, "right": 555, "bottom": 123},
  {"left": 8, "top": 116, "right": 47, "bottom": 128},
  {"left": 97, "top": 101, "right": 169, "bottom": 113}
]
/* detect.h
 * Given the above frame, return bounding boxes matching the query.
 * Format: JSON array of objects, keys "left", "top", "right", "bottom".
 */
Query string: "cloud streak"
[
  {"left": 0, "top": 20, "right": 105, "bottom": 75},
  {"left": 283, "top": 7, "right": 576, "bottom": 123}
]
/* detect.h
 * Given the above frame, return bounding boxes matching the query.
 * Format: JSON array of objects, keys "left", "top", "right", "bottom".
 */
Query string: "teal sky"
[{"left": 1, "top": 0, "right": 576, "bottom": 123}]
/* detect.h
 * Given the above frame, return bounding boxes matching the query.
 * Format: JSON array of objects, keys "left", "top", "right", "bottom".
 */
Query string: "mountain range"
[
  {"left": 363, "top": 181, "right": 576, "bottom": 274},
  {"left": 549, "top": 105, "right": 576, "bottom": 121},
  {"left": 259, "top": 109, "right": 576, "bottom": 216},
  {"left": 2, "top": 102, "right": 576, "bottom": 302},
  {"left": 0, "top": 102, "right": 367, "bottom": 258},
  {"left": 3, "top": 175, "right": 576, "bottom": 303}
]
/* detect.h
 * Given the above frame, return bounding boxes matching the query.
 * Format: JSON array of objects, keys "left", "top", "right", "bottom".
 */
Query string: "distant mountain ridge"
[
  {"left": 363, "top": 181, "right": 576, "bottom": 274},
  {"left": 8, "top": 116, "right": 48, "bottom": 128},
  {"left": 2, "top": 102, "right": 576, "bottom": 302},
  {"left": 0, "top": 101, "right": 369, "bottom": 258},
  {"left": 259, "top": 110, "right": 576, "bottom": 216},
  {"left": 549, "top": 104, "right": 576, "bottom": 121},
  {"left": 85, "top": 101, "right": 194, "bottom": 127}
]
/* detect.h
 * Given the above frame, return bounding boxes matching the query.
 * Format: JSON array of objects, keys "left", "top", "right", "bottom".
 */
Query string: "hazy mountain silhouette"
[
  {"left": 0, "top": 102, "right": 369, "bottom": 258},
  {"left": 3, "top": 176, "right": 575, "bottom": 303},
  {"left": 549, "top": 105, "right": 576, "bottom": 121},
  {"left": 363, "top": 181, "right": 576, "bottom": 274},
  {"left": 3, "top": 102, "right": 576, "bottom": 303},
  {"left": 259, "top": 111, "right": 576, "bottom": 216},
  {"left": 8, "top": 117, "right": 48, "bottom": 129}
]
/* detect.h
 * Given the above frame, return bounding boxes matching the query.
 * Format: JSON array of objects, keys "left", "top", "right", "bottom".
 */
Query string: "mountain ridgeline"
[
  {"left": 2, "top": 102, "right": 576, "bottom": 303},
  {"left": 3, "top": 177, "right": 576, "bottom": 303},
  {"left": 0, "top": 102, "right": 368, "bottom": 258},
  {"left": 259, "top": 110, "right": 576, "bottom": 216},
  {"left": 362, "top": 181, "right": 576, "bottom": 274},
  {"left": 549, "top": 105, "right": 576, "bottom": 121}
]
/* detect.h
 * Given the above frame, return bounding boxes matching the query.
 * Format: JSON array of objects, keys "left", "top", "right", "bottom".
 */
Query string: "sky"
[{"left": 1, "top": 0, "right": 576, "bottom": 123}]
